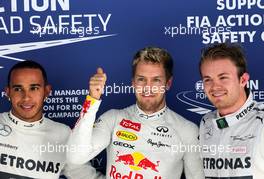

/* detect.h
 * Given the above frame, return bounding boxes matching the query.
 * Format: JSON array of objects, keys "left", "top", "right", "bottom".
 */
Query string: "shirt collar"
[
  {"left": 7, "top": 111, "right": 44, "bottom": 129},
  {"left": 213, "top": 92, "right": 256, "bottom": 129},
  {"left": 135, "top": 104, "right": 167, "bottom": 120}
]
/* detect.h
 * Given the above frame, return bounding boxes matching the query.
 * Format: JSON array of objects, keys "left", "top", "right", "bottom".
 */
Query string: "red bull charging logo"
[{"left": 110, "top": 151, "right": 162, "bottom": 179}]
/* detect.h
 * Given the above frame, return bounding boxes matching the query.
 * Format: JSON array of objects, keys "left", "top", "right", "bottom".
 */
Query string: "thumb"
[{"left": 97, "top": 67, "right": 104, "bottom": 74}]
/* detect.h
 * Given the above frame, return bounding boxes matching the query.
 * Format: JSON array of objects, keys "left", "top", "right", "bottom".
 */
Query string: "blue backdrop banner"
[{"left": 1, "top": 0, "right": 264, "bottom": 177}]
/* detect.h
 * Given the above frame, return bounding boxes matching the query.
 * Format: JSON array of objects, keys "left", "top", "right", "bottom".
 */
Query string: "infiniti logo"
[
  {"left": 0, "top": 123, "right": 12, "bottom": 136},
  {"left": 156, "top": 126, "right": 169, "bottom": 133}
]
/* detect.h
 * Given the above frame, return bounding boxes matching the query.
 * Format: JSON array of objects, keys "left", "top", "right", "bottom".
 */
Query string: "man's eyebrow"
[
  {"left": 218, "top": 73, "right": 229, "bottom": 77},
  {"left": 202, "top": 75, "right": 211, "bottom": 78},
  {"left": 152, "top": 76, "right": 162, "bottom": 78},
  {"left": 203, "top": 73, "right": 229, "bottom": 79},
  {"left": 135, "top": 75, "right": 163, "bottom": 78},
  {"left": 30, "top": 84, "right": 41, "bottom": 87},
  {"left": 11, "top": 84, "right": 22, "bottom": 88},
  {"left": 11, "top": 84, "right": 42, "bottom": 88}
]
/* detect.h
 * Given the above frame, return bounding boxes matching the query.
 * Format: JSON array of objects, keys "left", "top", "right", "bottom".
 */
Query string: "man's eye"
[
  {"left": 13, "top": 87, "right": 22, "bottom": 92},
  {"left": 220, "top": 76, "right": 228, "bottom": 80},
  {"left": 137, "top": 78, "right": 144, "bottom": 82},
  {"left": 30, "top": 87, "right": 39, "bottom": 91},
  {"left": 153, "top": 78, "right": 161, "bottom": 82},
  {"left": 203, "top": 79, "right": 211, "bottom": 83}
]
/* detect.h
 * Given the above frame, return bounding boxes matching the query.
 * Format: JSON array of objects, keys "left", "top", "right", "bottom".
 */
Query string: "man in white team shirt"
[
  {"left": 0, "top": 60, "right": 104, "bottom": 179},
  {"left": 67, "top": 47, "right": 205, "bottom": 179},
  {"left": 199, "top": 43, "right": 264, "bottom": 178}
]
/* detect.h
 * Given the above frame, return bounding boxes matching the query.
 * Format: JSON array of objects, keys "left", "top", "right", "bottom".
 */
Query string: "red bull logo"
[
  {"left": 110, "top": 151, "right": 162, "bottom": 179},
  {"left": 115, "top": 151, "right": 135, "bottom": 165},
  {"left": 110, "top": 165, "right": 162, "bottom": 179},
  {"left": 115, "top": 151, "right": 160, "bottom": 172},
  {"left": 137, "top": 158, "right": 160, "bottom": 172}
]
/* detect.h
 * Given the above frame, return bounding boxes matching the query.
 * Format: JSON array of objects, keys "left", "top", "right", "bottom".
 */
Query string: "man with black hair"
[{"left": 0, "top": 60, "right": 104, "bottom": 179}]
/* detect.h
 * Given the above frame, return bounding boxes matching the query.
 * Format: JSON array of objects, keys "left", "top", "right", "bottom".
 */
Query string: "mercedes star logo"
[{"left": 0, "top": 123, "right": 12, "bottom": 136}]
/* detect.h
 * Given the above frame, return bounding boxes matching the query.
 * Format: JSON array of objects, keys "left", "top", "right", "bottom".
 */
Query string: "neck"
[
  {"left": 138, "top": 102, "right": 166, "bottom": 115},
  {"left": 11, "top": 110, "right": 42, "bottom": 123},
  {"left": 219, "top": 92, "right": 248, "bottom": 116}
]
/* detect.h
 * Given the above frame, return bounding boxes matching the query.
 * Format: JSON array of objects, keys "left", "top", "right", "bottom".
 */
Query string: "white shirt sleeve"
[
  {"left": 182, "top": 122, "right": 205, "bottom": 179},
  {"left": 66, "top": 99, "right": 115, "bottom": 165},
  {"left": 259, "top": 127, "right": 264, "bottom": 160},
  {"left": 62, "top": 162, "right": 105, "bottom": 179}
]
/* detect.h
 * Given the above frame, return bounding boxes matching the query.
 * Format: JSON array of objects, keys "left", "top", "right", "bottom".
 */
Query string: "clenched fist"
[{"left": 89, "top": 67, "right": 107, "bottom": 100}]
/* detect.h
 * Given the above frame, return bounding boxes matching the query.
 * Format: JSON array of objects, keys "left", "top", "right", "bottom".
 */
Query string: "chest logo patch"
[
  {"left": 119, "top": 119, "right": 141, "bottom": 132},
  {"left": 116, "top": 130, "right": 138, "bottom": 141}
]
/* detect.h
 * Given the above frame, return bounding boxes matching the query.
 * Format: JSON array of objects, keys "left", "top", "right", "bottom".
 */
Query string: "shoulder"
[
  {"left": 253, "top": 101, "right": 264, "bottom": 114},
  {"left": 97, "top": 109, "right": 118, "bottom": 122},
  {"left": 254, "top": 101, "right": 264, "bottom": 110},
  {"left": 0, "top": 112, "right": 7, "bottom": 122},
  {"left": 98, "top": 104, "right": 134, "bottom": 119},
  {"left": 200, "top": 110, "right": 217, "bottom": 126},
  {"left": 43, "top": 117, "right": 71, "bottom": 135},
  {"left": 167, "top": 108, "right": 198, "bottom": 130},
  {"left": 166, "top": 108, "right": 199, "bottom": 142},
  {"left": 94, "top": 105, "right": 132, "bottom": 128},
  {"left": 252, "top": 101, "right": 264, "bottom": 124}
]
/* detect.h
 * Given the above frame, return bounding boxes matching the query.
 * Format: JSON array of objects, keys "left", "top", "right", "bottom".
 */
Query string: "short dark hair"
[
  {"left": 7, "top": 60, "right": 48, "bottom": 86},
  {"left": 132, "top": 47, "right": 173, "bottom": 80},
  {"left": 199, "top": 43, "right": 247, "bottom": 78}
]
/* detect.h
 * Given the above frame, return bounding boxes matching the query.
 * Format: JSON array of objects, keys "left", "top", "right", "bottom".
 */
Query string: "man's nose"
[
  {"left": 211, "top": 80, "right": 221, "bottom": 89},
  {"left": 22, "top": 90, "right": 31, "bottom": 100}
]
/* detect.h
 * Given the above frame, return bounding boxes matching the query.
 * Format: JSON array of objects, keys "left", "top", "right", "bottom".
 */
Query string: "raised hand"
[{"left": 89, "top": 67, "right": 107, "bottom": 100}]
